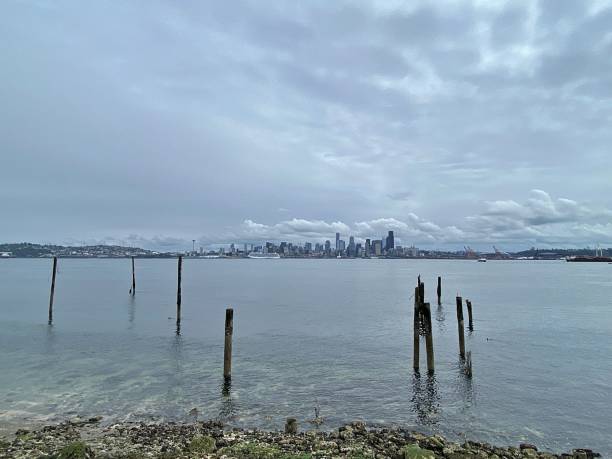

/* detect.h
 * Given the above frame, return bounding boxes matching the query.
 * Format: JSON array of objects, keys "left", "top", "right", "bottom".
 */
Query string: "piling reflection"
[
  {"left": 128, "top": 295, "right": 136, "bottom": 329},
  {"left": 410, "top": 371, "right": 440, "bottom": 426},
  {"left": 435, "top": 304, "right": 446, "bottom": 332},
  {"left": 218, "top": 378, "right": 239, "bottom": 422},
  {"left": 45, "top": 322, "right": 56, "bottom": 355},
  {"left": 221, "top": 378, "right": 232, "bottom": 397},
  {"left": 456, "top": 359, "right": 475, "bottom": 406},
  {"left": 169, "top": 332, "right": 184, "bottom": 375}
]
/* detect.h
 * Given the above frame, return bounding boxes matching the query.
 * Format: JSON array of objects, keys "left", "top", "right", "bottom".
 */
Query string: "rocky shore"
[{"left": 0, "top": 418, "right": 601, "bottom": 459}]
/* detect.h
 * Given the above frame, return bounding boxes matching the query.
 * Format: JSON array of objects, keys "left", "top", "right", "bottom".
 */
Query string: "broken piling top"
[{"left": 285, "top": 418, "right": 298, "bottom": 434}]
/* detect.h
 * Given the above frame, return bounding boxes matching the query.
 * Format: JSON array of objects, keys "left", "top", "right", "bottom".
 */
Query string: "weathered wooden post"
[
  {"left": 413, "top": 286, "right": 420, "bottom": 371},
  {"left": 176, "top": 256, "right": 182, "bottom": 325},
  {"left": 436, "top": 276, "right": 441, "bottom": 305},
  {"left": 456, "top": 296, "right": 466, "bottom": 358},
  {"left": 423, "top": 302, "right": 435, "bottom": 374},
  {"left": 418, "top": 281, "right": 425, "bottom": 326},
  {"left": 285, "top": 417, "right": 298, "bottom": 434},
  {"left": 224, "top": 308, "right": 234, "bottom": 381},
  {"left": 48, "top": 257, "right": 57, "bottom": 324},
  {"left": 130, "top": 257, "right": 136, "bottom": 295},
  {"left": 466, "top": 299, "right": 473, "bottom": 331}
]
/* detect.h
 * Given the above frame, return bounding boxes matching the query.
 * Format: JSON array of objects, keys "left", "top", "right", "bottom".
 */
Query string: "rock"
[
  {"left": 401, "top": 443, "right": 436, "bottom": 459},
  {"left": 351, "top": 420, "right": 367, "bottom": 432},
  {"left": 68, "top": 417, "right": 83, "bottom": 425},
  {"left": 427, "top": 435, "right": 445, "bottom": 449},
  {"left": 573, "top": 448, "right": 600, "bottom": 459},
  {"left": 520, "top": 443, "right": 538, "bottom": 451},
  {"left": 339, "top": 425, "right": 354, "bottom": 440}
]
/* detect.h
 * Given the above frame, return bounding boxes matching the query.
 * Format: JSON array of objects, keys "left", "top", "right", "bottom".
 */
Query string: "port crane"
[{"left": 493, "top": 245, "right": 510, "bottom": 259}]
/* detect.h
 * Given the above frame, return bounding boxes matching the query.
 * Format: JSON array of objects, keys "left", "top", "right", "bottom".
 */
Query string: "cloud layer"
[
  {"left": 1, "top": 1, "right": 611, "bottom": 249},
  {"left": 91, "top": 190, "right": 612, "bottom": 251}
]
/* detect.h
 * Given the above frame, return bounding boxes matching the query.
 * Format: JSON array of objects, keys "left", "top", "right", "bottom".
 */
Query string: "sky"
[{"left": 1, "top": 0, "right": 612, "bottom": 251}]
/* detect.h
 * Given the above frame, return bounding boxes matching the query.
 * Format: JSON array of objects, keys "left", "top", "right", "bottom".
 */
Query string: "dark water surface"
[{"left": 1, "top": 259, "right": 611, "bottom": 454}]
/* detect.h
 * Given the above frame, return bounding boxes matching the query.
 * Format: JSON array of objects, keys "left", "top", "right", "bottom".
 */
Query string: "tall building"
[
  {"left": 386, "top": 231, "right": 395, "bottom": 250},
  {"left": 325, "top": 240, "right": 331, "bottom": 255},
  {"left": 365, "top": 238, "right": 371, "bottom": 257},
  {"left": 335, "top": 232, "right": 340, "bottom": 252},
  {"left": 373, "top": 240, "right": 382, "bottom": 256},
  {"left": 348, "top": 236, "right": 355, "bottom": 257}
]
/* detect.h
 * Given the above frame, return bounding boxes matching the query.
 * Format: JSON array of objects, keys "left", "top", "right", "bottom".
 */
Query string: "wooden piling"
[
  {"left": 418, "top": 281, "right": 425, "bottom": 327},
  {"left": 130, "top": 257, "right": 136, "bottom": 295},
  {"left": 436, "top": 276, "right": 441, "bottom": 305},
  {"left": 223, "top": 308, "right": 234, "bottom": 381},
  {"left": 423, "top": 302, "right": 435, "bottom": 374},
  {"left": 456, "top": 296, "right": 466, "bottom": 358},
  {"left": 466, "top": 299, "right": 473, "bottom": 331},
  {"left": 285, "top": 418, "right": 298, "bottom": 434},
  {"left": 176, "top": 256, "right": 182, "bottom": 325},
  {"left": 418, "top": 281, "right": 424, "bottom": 307},
  {"left": 413, "top": 286, "right": 420, "bottom": 371},
  {"left": 48, "top": 257, "right": 57, "bottom": 324}
]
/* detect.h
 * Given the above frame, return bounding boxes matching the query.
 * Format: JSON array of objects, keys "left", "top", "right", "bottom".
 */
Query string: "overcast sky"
[{"left": 2, "top": 0, "right": 612, "bottom": 250}]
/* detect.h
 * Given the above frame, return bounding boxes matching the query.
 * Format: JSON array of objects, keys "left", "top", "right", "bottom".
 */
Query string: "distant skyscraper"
[
  {"left": 335, "top": 232, "right": 340, "bottom": 251},
  {"left": 373, "top": 240, "right": 382, "bottom": 256},
  {"left": 325, "top": 240, "right": 331, "bottom": 255},
  {"left": 365, "top": 238, "right": 371, "bottom": 257},
  {"left": 386, "top": 231, "right": 395, "bottom": 250},
  {"left": 348, "top": 236, "right": 355, "bottom": 257}
]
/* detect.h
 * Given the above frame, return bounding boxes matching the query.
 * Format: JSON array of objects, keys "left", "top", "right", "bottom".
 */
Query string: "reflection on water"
[
  {"left": 169, "top": 333, "right": 183, "bottom": 373},
  {"left": 128, "top": 295, "right": 136, "bottom": 329},
  {"left": 45, "top": 322, "right": 57, "bottom": 356},
  {"left": 435, "top": 304, "right": 446, "bottom": 332},
  {"left": 410, "top": 372, "right": 440, "bottom": 426},
  {"left": 218, "top": 379, "right": 239, "bottom": 422}
]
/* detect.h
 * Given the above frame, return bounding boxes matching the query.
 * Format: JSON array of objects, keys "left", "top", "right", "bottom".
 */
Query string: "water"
[{"left": 0, "top": 259, "right": 611, "bottom": 454}]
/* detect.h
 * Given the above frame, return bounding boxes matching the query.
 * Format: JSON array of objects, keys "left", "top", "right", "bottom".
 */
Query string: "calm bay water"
[{"left": 0, "top": 259, "right": 611, "bottom": 454}]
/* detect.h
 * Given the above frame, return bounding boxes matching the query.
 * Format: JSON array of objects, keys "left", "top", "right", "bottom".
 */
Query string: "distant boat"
[
  {"left": 477, "top": 258, "right": 487, "bottom": 262},
  {"left": 566, "top": 256, "right": 612, "bottom": 262},
  {"left": 248, "top": 252, "right": 280, "bottom": 259}
]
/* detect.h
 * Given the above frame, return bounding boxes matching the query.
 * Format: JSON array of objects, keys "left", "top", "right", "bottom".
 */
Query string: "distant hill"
[{"left": 0, "top": 243, "right": 170, "bottom": 258}]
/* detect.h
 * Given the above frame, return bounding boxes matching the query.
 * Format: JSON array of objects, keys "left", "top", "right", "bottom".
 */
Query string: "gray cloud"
[{"left": 1, "top": 0, "right": 612, "bottom": 249}]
